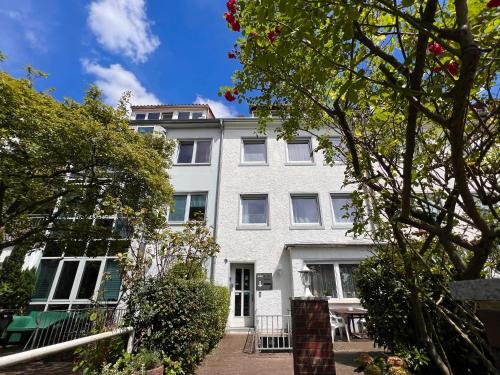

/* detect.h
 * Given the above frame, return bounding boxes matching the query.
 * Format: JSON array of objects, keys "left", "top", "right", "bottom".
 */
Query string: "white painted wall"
[{"left": 214, "top": 119, "right": 372, "bottom": 325}]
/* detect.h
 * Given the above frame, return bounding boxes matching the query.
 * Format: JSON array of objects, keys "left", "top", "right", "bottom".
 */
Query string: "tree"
[
  {"left": 221, "top": 1, "right": 499, "bottom": 373},
  {"left": 0, "top": 68, "right": 174, "bottom": 253},
  {"left": 0, "top": 245, "right": 35, "bottom": 313}
]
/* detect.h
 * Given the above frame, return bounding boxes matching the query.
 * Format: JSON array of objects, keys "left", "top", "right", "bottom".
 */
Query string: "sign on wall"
[{"left": 256, "top": 273, "right": 273, "bottom": 291}]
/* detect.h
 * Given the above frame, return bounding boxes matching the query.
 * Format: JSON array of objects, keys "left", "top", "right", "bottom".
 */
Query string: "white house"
[{"left": 7, "top": 103, "right": 372, "bottom": 326}]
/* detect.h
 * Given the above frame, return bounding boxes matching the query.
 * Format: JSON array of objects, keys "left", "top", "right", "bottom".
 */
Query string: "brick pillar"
[{"left": 291, "top": 298, "right": 336, "bottom": 375}]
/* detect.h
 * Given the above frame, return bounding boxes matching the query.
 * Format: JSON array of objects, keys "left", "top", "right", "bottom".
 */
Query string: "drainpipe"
[{"left": 210, "top": 118, "right": 224, "bottom": 283}]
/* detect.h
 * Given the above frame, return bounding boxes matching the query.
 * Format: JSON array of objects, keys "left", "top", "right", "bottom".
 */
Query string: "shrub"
[
  {"left": 100, "top": 350, "right": 171, "bottom": 375},
  {"left": 0, "top": 246, "right": 35, "bottom": 313},
  {"left": 356, "top": 255, "right": 492, "bottom": 374},
  {"left": 129, "top": 276, "right": 229, "bottom": 374}
]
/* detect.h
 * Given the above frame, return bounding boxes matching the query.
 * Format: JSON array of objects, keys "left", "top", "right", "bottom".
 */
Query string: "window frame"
[
  {"left": 167, "top": 192, "right": 208, "bottom": 224},
  {"left": 330, "top": 193, "right": 356, "bottom": 227},
  {"left": 305, "top": 261, "right": 360, "bottom": 300},
  {"left": 147, "top": 112, "right": 160, "bottom": 120},
  {"left": 30, "top": 255, "right": 121, "bottom": 311},
  {"left": 240, "top": 138, "right": 268, "bottom": 165},
  {"left": 289, "top": 193, "right": 323, "bottom": 228},
  {"left": 329, "top": 137, "right": 347, "bottom": 164},
  {"left": 285, "top": 138, "right": 314, "bottom": 165},
  {"left": 238, "top": 194, "right": 270, "bottom": 229},
  {"left": 175, "top": 139, "right": 212, "bottom": 165},
  {"left": 134, "top": 113, "right": 146, "bottom": 120}
]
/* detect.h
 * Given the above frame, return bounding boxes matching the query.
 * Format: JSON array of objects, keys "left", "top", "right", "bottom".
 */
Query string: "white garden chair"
[{"left": 329, "top": 313, "right": 350, "bottom": 342}]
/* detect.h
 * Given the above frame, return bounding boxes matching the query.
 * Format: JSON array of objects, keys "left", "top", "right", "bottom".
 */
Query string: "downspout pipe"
[{"left": 210, "top": 118, "right": 224, "bottom": 283}]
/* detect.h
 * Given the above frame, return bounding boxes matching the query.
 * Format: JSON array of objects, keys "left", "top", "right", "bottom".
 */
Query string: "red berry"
[
  {"left": 228, "top": 52, "right": 236, "bottom": 59},
  {"left": 224, "top": 91, "right": 236, "bottom": 102},
  {"left": 274, "top": 26, "right": 281, "bottom": 34},
  {"left": 230, "top": 20, "right": 240, "bottom": 32},
  {"left": 487, "top": 0, "right": 500, "bottom": 7},
  {"left": 233, "top": 89, "right": 239, "bottom": 95},
  {"left": 268, "top": 30, "right": 276, "bottom": 43},
  {"left": 431, "top": 66, "right": 442, "bottom": 73},
  {"left": 446, "top": 61, "right": 459, "bottom": 75}
]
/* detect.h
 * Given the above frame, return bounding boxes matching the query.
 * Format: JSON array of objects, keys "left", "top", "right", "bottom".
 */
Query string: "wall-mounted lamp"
[{"left": 298, "top": 264, "right": 313, "bottom": 297}]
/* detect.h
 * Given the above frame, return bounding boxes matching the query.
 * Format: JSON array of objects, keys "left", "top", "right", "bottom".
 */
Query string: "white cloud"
[
  {"left": 193, "top": 95, "right": 239, "bottom": 118},
  {"left": 82, "top": 60, "right": 160, "bottom": 106},
  {"left": 88, "top": 0, "right": 160, "bottom": 63}
]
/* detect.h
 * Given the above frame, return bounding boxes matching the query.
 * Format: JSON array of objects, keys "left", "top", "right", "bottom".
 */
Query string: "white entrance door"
[{"left": 230, "top": 264, "right": 254, "bottom": 328}]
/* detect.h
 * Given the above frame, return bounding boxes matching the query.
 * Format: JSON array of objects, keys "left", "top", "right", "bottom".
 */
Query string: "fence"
[
  {"left": 255, "top": 315, "right": 292, "bottom": 352},
  {"left": 24, "top": 307, "right": 127, "bottom": 350}
]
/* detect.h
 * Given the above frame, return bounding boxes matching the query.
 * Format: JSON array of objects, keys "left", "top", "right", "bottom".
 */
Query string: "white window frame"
[
  {"left": 238, "top": 194, "right": 270, "bottom": 228},
  {"left": 175, "top": 139, "right": 212, "bottom": 165},
  {"left": 285, "top": 138, "right": 314, "bottom": 165},
  {"left": 134, "top": 113, "right": 147, "bottom": 120},
  {"left": 305, "top": 261, "right": 360, "bottom": 300},
  {"left": 167, "top": 192, "right": 208, "bottom": 224},
  {"left": 330, "top": 193, "right": 355, "bottom": 227},
  {"left": 289, "top": 193, "right": 323, "bottom": 228},
  {"left": 240, "top": 138, "right": 268, "bottom": 165},
  {"left": 147, "top": 112, "right": 161, "bottom": 120},
  {"left": 31, "top": 256, "right": 120, "bottom": 311},
  {"left": 329, "top": 137, "right": 346, "bottom": 164}
]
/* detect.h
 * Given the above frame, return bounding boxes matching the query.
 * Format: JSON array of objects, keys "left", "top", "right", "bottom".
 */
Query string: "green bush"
[
  {"left": 129, "top": 276, "right": 229, "bottom": 374},
  {"left": 356, "top": 255, "right": 492, "bottom": 374},
  {"left": 0, "top": 246, "right": 35, "bottom": 313}
]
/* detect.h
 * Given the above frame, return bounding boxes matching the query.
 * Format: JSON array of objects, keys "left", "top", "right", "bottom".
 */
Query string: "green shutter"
[{"left": 100, "top": 259, "right": 122, "bottom": 301}]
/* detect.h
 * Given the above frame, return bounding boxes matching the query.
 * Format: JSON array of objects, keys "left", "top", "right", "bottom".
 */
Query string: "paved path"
[{"left": 196, "top": 334, "right": 382, "bottom": 375}]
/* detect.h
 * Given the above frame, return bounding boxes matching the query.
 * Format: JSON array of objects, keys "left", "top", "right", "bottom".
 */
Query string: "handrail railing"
[
  {"left": 24, "top": 307, "right": 127, "bottom": 350},
  {"left": 255, "top": 315, "right": 292, "bottom": 352},
  {"left": 0, "top": 326, "right": 133, "bottom": 369}
]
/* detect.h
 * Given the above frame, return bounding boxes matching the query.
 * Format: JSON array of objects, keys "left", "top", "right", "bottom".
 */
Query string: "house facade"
[
  {"left": 8, "top": 103, "right": 372, "bottom": 329},
  {"left": 130, "top": 105, "right": 372, "bottom": 330}
]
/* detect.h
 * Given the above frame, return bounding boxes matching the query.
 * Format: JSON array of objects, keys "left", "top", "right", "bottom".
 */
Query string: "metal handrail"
[
  {"left": 0, "top": 326, "right": 134, "bottom": 369},
  {"left": 24, "top": 307, "right": 127, "bottom": 350}
]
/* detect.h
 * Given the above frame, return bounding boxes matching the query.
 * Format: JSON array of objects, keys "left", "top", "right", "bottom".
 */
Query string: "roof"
[{"left": 131, "top": 104, "right": 215, "bottom": 119}]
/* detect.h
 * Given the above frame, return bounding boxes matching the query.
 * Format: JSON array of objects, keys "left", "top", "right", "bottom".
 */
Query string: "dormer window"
[
  {"left": 178, "top": 112, "right": 190, "bottom": 120},
  {"left": 135, "top": 113, "right": 146, "bottom": 120},
  {"left": 161, "top": 112, "right": 173, "bottom": 120},
  {"left": 192, "top": 112, "right": 204, "bottom": 119},
  {"left": 147, "top": 113, "right": 160, "bottom": 120}
]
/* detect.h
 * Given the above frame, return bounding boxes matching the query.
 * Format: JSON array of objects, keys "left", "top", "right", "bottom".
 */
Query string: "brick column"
[{"left": 290, "top": 298, "right": 336, "bottom": 375}]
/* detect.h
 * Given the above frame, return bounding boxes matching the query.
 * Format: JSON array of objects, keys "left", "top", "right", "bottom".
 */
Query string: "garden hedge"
[{"left": 130, "top": 277, "right": 229, "bottom": 374}]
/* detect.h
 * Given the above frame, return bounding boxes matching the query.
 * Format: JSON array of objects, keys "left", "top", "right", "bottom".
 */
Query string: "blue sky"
[{"left": 0, "top": 0, "right": 245, "bottom": 117}]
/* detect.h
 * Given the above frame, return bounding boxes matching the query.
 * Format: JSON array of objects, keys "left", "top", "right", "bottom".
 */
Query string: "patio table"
[{"left": 331, "top": 307, "right": 368, "bottom": 339}]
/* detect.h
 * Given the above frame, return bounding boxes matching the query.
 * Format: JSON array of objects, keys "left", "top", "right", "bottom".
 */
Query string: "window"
[
  {"left": 176, "top": 140, "right": 211, "bottom": 164},
  {"left": 168, "top": 193, "right": 207, "bottom": 222},
  {"left": 242, "top": 139, "right": 267, "bottom": 163},
  {"left": 76, "top": 261, "right": 101, "bottom": 299},
  {"left": 161, "top": 112, "right": 173, "bottom": 120},
  {"left": 331, "top": 194, "right": 355, "bottom": 224},
  {"left": 286, "top": 139, "right": 313, "bottom": 163},
  {"left": 308, "top": 264, "right": 337, "bottom": 298},
  {"left": 32, "top": 260, "right": 59, "bottom": 300},
  {"left": 291, "top": 194, "right": 321, "bottom": 225},
  {"left": 330, "top": 137, "right": 346, "bottom": 163},
  {"left": 138, "top": 126, "right": 154, "bottom": 134},
  {"left": 178, "top": 111, "right": 190, "bottom": 120},
  {"left": 192, "top": 112, "right": 204, "bottom": 119},
  {"left": 307, "top": 263, "right": 359, "bottom": 298},
  {"left": 135, "top": 113, "right": 146, "bottom": 120},
  {"left": 53, "top": 261, "right": 79, "bottom": 299},
  {"left": 240, "top": 195, "right": 268, "bottom": 225},
  {"left": 147, "top": 112, "right": 160, "bottom": 120}
]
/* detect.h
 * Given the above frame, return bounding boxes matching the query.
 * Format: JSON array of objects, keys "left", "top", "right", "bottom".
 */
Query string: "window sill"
[
  {"left": 289, "top": 225, "right": 324, "bottom": 230},
  {"left": 238, "top": 163, "right": 269, "bottom": 167},
  {"left": 236, "top": 225, "right": 271, "bottom": 230},
  {"left": 173, "top": 163, "right": 211, "bottom": 166},
  {"left": 285, "top": 162, "right": 315, "bottom": 166}
]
